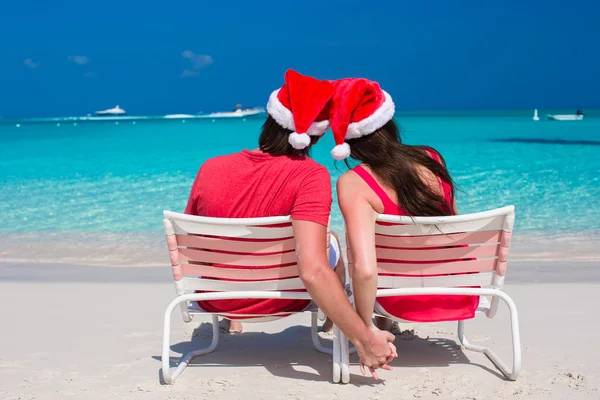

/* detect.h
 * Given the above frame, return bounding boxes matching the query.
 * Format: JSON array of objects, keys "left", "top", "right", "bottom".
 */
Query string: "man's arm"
[{"left": 292, "top": 220, "right": 396, "bottom": 376}]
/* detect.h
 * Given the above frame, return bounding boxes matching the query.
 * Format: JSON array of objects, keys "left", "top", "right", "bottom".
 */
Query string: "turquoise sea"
[{"left": 1, "top": 110, "right": 599, "bottom": 264}]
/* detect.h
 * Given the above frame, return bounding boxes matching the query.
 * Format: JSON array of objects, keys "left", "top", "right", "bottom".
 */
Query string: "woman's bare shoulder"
[
  {"left": 337, "top": 168, "right": 358, "bottom": 183},
  {"left": 337, "top": 166, "right": 385, "bottom": 212},
  {"left": 336, "top": 168, "right": 367, "bottom": 193}
]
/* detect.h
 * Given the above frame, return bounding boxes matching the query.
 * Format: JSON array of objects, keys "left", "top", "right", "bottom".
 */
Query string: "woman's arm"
[{"left": 337, "top": 172, "right": 380, "bottom": 328}]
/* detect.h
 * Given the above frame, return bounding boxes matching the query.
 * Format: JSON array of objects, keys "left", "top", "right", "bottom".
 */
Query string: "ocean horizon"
[{"left": 2, "top": 107, "right": 600, "bottom": 121}]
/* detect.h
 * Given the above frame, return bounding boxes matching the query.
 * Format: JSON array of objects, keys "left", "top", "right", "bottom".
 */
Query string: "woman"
[{"left": 330, "top": 78, "right": 479, "bottom": 331}]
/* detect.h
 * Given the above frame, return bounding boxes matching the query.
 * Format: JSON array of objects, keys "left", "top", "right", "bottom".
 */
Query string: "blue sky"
[{"left": 1, "top": 0, "right": 599, "bottom": 117}]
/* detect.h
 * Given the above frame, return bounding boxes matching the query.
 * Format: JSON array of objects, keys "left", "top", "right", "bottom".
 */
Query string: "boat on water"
[
  {"left": 533, "top": 109, "right": 540, "bottom": 121},
  {"left": 95, "top": 105, "right": 126, "bottom": 116},
  {"left": 205, "top": 104, "right": 265, "bottom": 119},
  {"left": 547, "top": 109, "right": 584, "bottom": 121}
]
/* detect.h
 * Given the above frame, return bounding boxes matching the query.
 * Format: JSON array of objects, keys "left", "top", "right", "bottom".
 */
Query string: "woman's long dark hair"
[
  {"left": 345, "top": 119, "right": 456, "bottom": 216},
  {"left": 259, "top": 115, "right": 319, "bottom": 157}
]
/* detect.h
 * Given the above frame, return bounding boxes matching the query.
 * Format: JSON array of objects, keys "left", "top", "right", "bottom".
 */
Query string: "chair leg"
[
  {"left": 162, "top": 312, "right": 220, "bottom": 384},
  {"left": 310, "top": 313, "right": 350, "bottom": 383},
  {"left": 310, "top": 312, "right": 333, "bottom": 355},
  {"left": 339, "top": 330, "right": 350, "bottom": 383},
  {"left": 457, "top": 294, "right": 521, "bottom": 380},
  {"left": 332, "top": 325, "right": 342, "bottom": 383}
]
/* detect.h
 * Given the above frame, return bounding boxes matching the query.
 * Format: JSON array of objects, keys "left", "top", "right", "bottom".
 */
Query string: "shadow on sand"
[{"left": 153, "top": 321, "right": 504, "bottom": 386}]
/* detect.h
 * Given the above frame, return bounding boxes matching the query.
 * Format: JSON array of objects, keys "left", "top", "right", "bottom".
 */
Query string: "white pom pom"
[
  {"left": 331, "top": 142, "right": 351, "bottom": 160},
  {"left": 288, "top": 132, "right": 311, "bottom": 149}
]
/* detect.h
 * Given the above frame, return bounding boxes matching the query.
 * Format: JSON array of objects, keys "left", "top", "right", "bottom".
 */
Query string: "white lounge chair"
[
  {"left": 161, "top": 211, "right": 346, "bottom": 384},
  {"left": 338, "top": 206, "right": 520, "bottom": 383}
]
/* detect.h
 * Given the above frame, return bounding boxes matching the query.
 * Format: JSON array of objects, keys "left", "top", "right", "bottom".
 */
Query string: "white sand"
[{"left": 1, "top": 261, "right": 599, "bottom": 399}]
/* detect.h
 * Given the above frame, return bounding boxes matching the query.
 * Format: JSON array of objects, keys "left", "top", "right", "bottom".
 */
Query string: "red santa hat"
[
  {"left": 266, "top": 69, "right": 334, "bottom": 150},
  {"left": 329, "top": 78, "right": 395, "bottom": 160}
]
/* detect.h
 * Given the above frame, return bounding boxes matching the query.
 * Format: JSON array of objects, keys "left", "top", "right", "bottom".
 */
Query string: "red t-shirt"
[{"left": 184, "top": 150, "right": 332, "bottom": 317}]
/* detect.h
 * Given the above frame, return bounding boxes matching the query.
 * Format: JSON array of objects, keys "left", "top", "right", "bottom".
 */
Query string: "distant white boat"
[
  {"left": 547, "top": 114, "right": 584, "bottom": 121},
  {"left": 95, "top": 105, "right": 126, "bottom": 116},
  {"left": 533, "top": 109, "right": 539, "bottom": 121},
  {"left": 204, "top": 105, "right": 265, "bottom": 119}
]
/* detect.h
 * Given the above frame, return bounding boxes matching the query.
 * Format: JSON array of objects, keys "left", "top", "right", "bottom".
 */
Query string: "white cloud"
[
  {"left": 83, "top": 72, "right": 98, "bottom": 78},
  {"left": 180, "top": 50, "right": 213, "bottom": 77},
  {"left": 69, "top": 55, "right": 90, "bottom": 65},
  {"left": 182, "top": 50, "right": 213, "bottom": 68},
  {"left": 180, "top": 69, "right": 201, "bottom": 78},
  {"left": 24, "top": 58, "right": 39, "bottom": 69}
]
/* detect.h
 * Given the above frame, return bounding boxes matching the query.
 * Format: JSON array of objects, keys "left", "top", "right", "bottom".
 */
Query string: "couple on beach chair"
[{"left": 182, "top": 69, "right": 479, "bottom": 379}]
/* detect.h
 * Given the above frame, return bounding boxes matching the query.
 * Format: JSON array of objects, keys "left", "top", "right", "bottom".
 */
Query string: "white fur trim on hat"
[
  {"left": 267, "top": 89, "right": 330, "bottom": 136},
  {"left": 331, "top": 142, "right": 351, "bottom": 160},
  {"left": 346, "top": 91, "right": 395, "bottom": 140},
  {"left": 288, "top": 132, "right": 311, "bottom": 149},
  {"left": 305, "top": 119, "right": 330, "bottom": 137},
  {"left": 267, "top": 89, "right": 295, "bottom": 130}
]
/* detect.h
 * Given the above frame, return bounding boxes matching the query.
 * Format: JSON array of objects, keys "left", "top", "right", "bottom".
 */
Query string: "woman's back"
[
  {"left": 341, "top": 147, "right": 479, "bottom": 322},
  {"left": 348, "top": 147, "right": 451, "bottom": 216}
]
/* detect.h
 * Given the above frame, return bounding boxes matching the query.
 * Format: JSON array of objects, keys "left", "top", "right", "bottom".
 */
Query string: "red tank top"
[{"left": 352, "top": 148, "right": 479, "bottom": 322}]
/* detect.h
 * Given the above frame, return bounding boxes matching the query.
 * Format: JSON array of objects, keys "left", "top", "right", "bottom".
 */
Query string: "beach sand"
[{"left": 1, "top": 261, "right": 600, "bottom": 399}]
